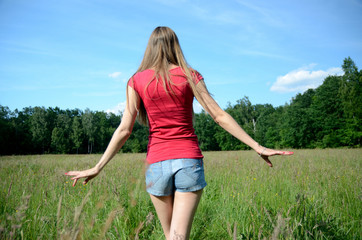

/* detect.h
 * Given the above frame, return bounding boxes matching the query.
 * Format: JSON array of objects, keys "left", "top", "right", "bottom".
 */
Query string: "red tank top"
[{"left": 128, "top": 67, "right": 204, "bottom": 164}]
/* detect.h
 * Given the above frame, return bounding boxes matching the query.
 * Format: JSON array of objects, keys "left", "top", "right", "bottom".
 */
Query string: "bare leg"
[
  {"left": 149, "top": 194, "right": 174, "bottom": 240},
  {"left": 169, "top": 189, "right": 203, "bottom": 240}
]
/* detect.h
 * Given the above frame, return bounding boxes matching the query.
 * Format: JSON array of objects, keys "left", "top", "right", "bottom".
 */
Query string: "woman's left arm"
[{"left": 65, "top": 86, "right": 140, "bottom": 186}]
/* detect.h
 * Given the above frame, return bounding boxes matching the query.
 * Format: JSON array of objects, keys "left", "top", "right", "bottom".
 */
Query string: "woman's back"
[{"left": 129, "top": 67, "right": 204, "bottom": 163}]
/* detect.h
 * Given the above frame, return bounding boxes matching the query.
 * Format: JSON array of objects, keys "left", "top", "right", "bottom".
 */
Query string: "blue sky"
[{"left": 1, "top": 0, "right": 361, "bottom": 114}]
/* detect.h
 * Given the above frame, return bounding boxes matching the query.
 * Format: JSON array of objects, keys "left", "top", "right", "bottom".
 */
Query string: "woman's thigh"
[{"left": 170, "top": 189, "right": 203, "bottom": 239}]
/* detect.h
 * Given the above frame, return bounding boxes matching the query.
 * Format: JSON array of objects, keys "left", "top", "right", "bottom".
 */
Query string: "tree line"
[{"left": 0, "top": 57, "right": 360, "bottom": 155}]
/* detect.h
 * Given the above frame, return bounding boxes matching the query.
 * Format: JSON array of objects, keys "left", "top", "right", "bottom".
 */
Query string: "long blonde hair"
[{"left": 128, "top": 26, "right": 204, "bottom": 125}]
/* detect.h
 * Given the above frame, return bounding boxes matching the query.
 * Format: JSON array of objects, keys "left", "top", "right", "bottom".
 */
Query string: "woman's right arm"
[
  {"left": 65, "top": 86, "right": 140, "bottom": 186},
  {"left": 194, "top": 80, "right": 293, "bottom": 167}
]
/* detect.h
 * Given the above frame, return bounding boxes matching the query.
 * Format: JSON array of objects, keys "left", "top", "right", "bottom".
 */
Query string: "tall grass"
[{"left": 0, "top": 149, "right": 361, "bottom": 239}]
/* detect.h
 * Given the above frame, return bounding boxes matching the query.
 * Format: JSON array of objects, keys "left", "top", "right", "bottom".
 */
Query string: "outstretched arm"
[
  {"left": 194, "top": 80, "right": 293, "bottom": 167},
  {"left": 65, "top": 86, "right": 140, "bottom": 186}
]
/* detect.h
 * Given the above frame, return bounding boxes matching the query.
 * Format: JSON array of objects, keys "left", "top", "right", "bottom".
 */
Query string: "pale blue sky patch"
[
  {"left": 0, "top": 0, "right": 361, "bottom": 113},
  {"left": 108, "top": 72, "right": 122, "bottom": 79}
]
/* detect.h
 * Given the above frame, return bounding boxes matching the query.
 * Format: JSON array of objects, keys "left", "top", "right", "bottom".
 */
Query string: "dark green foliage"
[
  {"left": 216, "top": 97, "right": 256, "bottom": 150},
  {"left": 339, "top": 57, "right": 362, "bottom": 146},
  {"left": 0, "top": 106, "right": 14, "bottom": 155},
  {"left": 0, "top": 107, "right": 122, "bottom": 155},
  {"left": 122, "top": 121, "right": 148, "bottom": 153},
  {"left": 194, "top": 110, "right": 220, "bottom": 151},
  {"left": 51, "top": 114, "right": 72, "bottom": 153},
  {"left": 0, "top": 58, "right": 360, "bottom": 155},
  {"left": 280, "top": 89, "right": 317, "bottom": 148},
  {"left": 30, "top": 107, "right": 50, "bottom": 153},
  {"left": 71, "top": 116, "right": 83, "bottom": 154}
]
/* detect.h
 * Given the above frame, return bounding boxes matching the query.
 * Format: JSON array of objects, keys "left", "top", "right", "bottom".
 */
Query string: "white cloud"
[
  {"left": 270, "top": 66, "right": 343, "bottom": 93},
  {"left": 193, "top": 101, "right": 204, "bottom": 113},
  {"left": 108, "top": 72, "right": 122, "bottom": 78},
  {"left": 238, "top": 49, "right": 291, "bottom": 60},
  {"left": 73, "top": 91, "right": 120, "bottom": 97},
  {"left": 106, "top": 101, "right": 127, "bottom": 115}
]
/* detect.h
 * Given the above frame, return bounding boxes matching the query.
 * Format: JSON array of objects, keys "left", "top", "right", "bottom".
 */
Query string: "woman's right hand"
[{"left": 256, "top": 147, "right": 294, "bottom": 167}]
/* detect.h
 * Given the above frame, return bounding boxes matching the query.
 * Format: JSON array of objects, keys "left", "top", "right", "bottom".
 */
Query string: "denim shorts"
[{"left": 145, "top": 158, "right": 207, "bottom": 196}]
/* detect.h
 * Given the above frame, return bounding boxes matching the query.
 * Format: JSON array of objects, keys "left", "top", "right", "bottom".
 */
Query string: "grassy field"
[{"left": 0, "top": 149, "right": 361, "bottom": 239}]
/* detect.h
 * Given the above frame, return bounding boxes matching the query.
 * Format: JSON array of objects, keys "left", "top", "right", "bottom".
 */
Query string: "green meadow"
[{"left": 0, "top": 149, "right": 361, "bottom": 239}]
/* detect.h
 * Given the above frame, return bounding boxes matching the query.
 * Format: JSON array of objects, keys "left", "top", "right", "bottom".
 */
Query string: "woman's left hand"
[{"left": 65, "top": 167, "right": 100, "bottom": 187}]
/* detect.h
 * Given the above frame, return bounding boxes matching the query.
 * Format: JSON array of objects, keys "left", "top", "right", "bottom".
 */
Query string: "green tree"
[
  {"left": 280, "top": 89, "right": 317, "bottom": 148},
  {"left": 311, "top": 76, "right": 344, "bottom": 147},
  {"left": 0, "top": 106, "right": 14, "bottom": 155},
  {"left": 339, "top": 57, "right": 362, "bottom": 146},
  {"left": 123, "top": 120, "right": 148, "bottom": 153},
  {"left": 252, "top": 104, "right": 280, "bottom": 148},
  {"left": 194, "top": 111, "right": 220, "bottom": 151},
  {"left": 30, "top": 107, "right": 49, "bottom": 153},
  {"left": 71, "top": 116, "right": 83, "bottom": 154},
  {"left": 215, "top": 98, "right": 249, "bottom": 150},
  {"left": 9, "top": 108, "right": 33, "bottom": 154},
  {"left": 51, "top": 113, "right": 72, "bottom": 153},
  {"left": 82, "top": 109, "right": 97, "bottom": 153}
]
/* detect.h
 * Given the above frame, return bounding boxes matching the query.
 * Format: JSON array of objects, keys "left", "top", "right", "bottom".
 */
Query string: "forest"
[{"left": 0, "top": 57, "right": 360, "bottom": 155}]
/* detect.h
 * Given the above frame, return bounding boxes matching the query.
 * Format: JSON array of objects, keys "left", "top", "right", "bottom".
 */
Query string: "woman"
[{"left": 66, "top": 26, "right": 293, "bottom": 240}]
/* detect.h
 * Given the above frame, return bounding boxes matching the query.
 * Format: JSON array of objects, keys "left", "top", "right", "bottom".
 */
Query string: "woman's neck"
[
  {"left": 168, "top": 64, "right": 179, "bottom": 70},
  {"left": 150, "top": 64, "right": 179, "bottom": 71}
]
